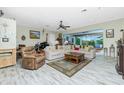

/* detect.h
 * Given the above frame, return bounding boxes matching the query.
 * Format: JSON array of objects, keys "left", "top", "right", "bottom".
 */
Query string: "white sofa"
[
  {"left": 44, "top": 46, "right": 64, "bottom": 60},
  {"left": 44, "top": 45, "right": 96, "bottom": 60}
]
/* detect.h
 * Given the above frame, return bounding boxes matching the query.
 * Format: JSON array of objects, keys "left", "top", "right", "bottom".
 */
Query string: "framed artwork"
[
  {"left": 106, "top": 29, "right": 114, "bottom": 38},
  {"left": 30, "top": 30, "right": 40, "bottom": 39}
]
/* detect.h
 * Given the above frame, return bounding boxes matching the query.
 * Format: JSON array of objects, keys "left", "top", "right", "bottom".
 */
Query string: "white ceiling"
[{"left": 0, "top": 7, "right": 124, "bottom": 31}]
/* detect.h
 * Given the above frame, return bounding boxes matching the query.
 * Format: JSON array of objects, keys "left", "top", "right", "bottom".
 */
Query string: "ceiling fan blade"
[
  {"left": 64, "top": 28, "right": 66, "bottom": 30},
  {"left": 63, "top": 27, "right": 66, "bottom": 30},
  {"left": 57, "top": 27, "right": 61, "bottom": 30},
  {"left": 60, "top": 21, "right": 63, "bottom": 25},
  {"left": 65, "top": 26, "right": 70, "bottom": 28}
]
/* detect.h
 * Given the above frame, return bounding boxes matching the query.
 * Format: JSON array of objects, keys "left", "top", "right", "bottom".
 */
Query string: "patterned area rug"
[{"left": 47, "top": 59, "right": 92, "bottom": 77}]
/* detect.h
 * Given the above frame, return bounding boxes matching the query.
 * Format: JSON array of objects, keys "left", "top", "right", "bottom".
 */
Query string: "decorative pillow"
[
  {"left": 58, "top": 45, "right": 63, "bottom": 50},
  {"left": 75, "top": 45, "right": 80, "bottom": 48},
  {"left": 46, "top": 46, "right": 55, "bottom": 51},
  {"left": 74, "top": 47, "right": 80, "bottom": 50},
  {"left": 66, "top": 46, "right": 69, "bottom": 50},
  {"left": 84, "top": 46, "right": 92, "bottom": 52},
  {"left": 67, "top": 45, "right": 71, "bottom": 50},
  {"left": 81, "top": 45, "right": 85, "bottom": 49},
  {"left": 71, "top": 45, "right": 75, "bottom": 49}
]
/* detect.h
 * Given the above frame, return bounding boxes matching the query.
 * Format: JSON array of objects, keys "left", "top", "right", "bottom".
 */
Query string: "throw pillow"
[
  {"left": 84, "top": 46, "right": 92, "bottom": 52},
  {"left": 75, "top": 45, "right": 80, "bottom": 48},
  {"left": 84, "top": 46, "right": 89, "bottom": 52},
  {"left": 74, "top": 47, "right": 79, "bottom": 50}
]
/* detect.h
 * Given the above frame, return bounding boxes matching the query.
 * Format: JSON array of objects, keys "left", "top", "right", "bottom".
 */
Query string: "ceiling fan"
[
  {"left": 0, "top": 10, "right": 4, "bottom": 17},
  {"left": 57, "top": 21, "right": 70, "bottom": 30}
]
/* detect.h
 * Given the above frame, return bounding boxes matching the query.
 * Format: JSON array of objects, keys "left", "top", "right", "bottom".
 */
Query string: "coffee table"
[{"left": 64, "top": 52, "right": 85, "bottom": 64}]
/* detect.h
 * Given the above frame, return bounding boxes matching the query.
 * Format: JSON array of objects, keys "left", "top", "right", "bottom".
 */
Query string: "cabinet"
[
  {"left": 115, "top": 42, "right": 124, "bottom": 79},
  {"left": 0, "top": 49, "right": 16, "bottom": 68}
]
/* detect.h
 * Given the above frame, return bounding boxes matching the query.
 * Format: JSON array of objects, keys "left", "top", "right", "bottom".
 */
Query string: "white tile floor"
[{"left": 0, "top": 55, "right": 124, "bottom": 85}]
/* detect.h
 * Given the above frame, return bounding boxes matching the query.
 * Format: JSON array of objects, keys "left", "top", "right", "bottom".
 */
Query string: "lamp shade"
[
  {"left": 120, "top": 29, "right": 124, "bottom": 32},
  {"left": 55, "top": 40, "right": 59, "bottom": 44}
]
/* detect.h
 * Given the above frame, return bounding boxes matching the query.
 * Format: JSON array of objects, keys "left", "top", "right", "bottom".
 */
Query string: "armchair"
[{"left": 21, "top": 47, "right": 45, "bottom": 70}]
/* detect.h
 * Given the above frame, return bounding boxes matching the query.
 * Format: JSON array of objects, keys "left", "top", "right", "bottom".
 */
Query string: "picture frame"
[
  {"left": 30, "top": 30, "right": 40, "bottom": 39},
  {"left": 106, "top": 29, "right": 114, "bottom": 38},
  {"left": 2, "top": 38, "right": 9, "bottom": 42}
]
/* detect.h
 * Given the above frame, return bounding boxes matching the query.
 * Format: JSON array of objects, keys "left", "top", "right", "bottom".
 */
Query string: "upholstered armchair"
[{"left": 21, "top": 46, "right": 45, "bottom": 70}]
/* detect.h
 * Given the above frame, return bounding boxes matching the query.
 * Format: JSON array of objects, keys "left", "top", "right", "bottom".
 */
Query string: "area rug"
[{"left": 47, "top": 59, "right": 91, "bottom": 77}]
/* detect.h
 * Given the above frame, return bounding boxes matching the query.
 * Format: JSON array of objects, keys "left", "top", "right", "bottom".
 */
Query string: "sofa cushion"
[
  {"left": 46, "top": 46, "right": 55, "bottom": 51},
  {"left": 71, "top": 45, "right": 75, "bottom": 50},
  {"left": 84, "top": 46, "right": 92, "bottom": 52}
]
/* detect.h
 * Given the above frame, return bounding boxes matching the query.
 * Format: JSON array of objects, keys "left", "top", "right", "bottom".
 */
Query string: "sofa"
[{"left": 44, "top": 45, "right": 96, "bottom": 60}]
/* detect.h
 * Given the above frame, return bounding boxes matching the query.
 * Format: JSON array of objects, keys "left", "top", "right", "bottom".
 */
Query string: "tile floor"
[{"left": 0, "top": 55, "right": 124, "bottom": 85}]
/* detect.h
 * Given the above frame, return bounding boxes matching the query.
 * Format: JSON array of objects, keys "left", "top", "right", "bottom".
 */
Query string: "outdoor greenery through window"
[{"left": 63, "top": 29, "right": 104, "bottom": 49}]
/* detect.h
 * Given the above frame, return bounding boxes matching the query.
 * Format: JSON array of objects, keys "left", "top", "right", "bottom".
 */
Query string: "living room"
[{"left": 0, "top": 7, "right": 124, "bottom": 85}]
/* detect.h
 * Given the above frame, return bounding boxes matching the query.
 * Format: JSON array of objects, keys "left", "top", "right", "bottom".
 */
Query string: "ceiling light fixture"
[{"left": 81, "top": 9, "right": 87, "bottom": 13}]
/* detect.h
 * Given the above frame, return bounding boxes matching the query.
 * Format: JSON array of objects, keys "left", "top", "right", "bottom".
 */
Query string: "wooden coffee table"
[{"left": 64, "top": 52, "right": 85, "bottom": 64}]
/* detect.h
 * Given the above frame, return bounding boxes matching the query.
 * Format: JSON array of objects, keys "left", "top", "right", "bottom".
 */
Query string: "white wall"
[
  {"left": 48, "top": 32, "right": 55, "bottom": 45},
  {"left": 0, "top": 17, "right": 16, "bottom": 49},
  {"left": 17, "top": 26, "right": 43, "bottom": 47},
  {"left": 16, "top": 26, "right": 56, "bottom": 47},
  {"left": 66, "top": 18, "right": 124, "bottom": 56}
]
